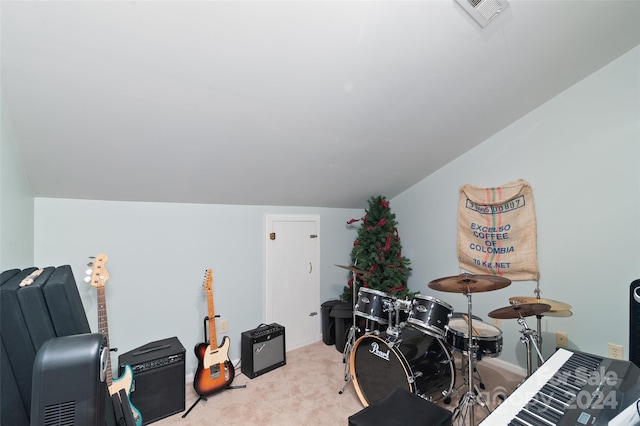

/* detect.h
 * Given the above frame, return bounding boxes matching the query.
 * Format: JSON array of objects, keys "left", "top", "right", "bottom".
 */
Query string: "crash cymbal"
[
  {"left": 543, "top": 309, "right": 573, "bottom": 318},
  {"left": 335, "top": 264, "right": 370, "bottom": 275},
  {"left": 488, "top": 303, "right": 551, "bottom": 319},
  {"left": 508, "top": 296, "right": 572, "bottom": 312},
  {"left": 428, "top": 274, "right": 511, "bottom": 293}
]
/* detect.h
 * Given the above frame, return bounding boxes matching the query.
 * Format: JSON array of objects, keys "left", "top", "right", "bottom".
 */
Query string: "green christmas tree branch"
[{"left": 341, "top": 195, "right": 412, "bottom": 301}]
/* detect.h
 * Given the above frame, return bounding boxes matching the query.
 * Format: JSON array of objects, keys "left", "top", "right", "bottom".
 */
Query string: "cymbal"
[
  {"left": 488, "top": 303, "right": 551, "bottom": 319},
  {"left": 543, "top": 309, "right": 573, "bottom": 318},
  {"left": 508, "top": 296, "right": 572, "bottom": 312},
  {"left": 428, "top": 274, "right": 511, "bottom": 293},
  {"left": 335, "top": 264, "right": 370, "bottom": 275}
]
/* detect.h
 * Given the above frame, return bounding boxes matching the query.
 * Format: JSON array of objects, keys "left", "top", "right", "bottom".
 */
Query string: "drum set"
[{"left": 337, "top": 266, "right": 572, "bottom": 426}]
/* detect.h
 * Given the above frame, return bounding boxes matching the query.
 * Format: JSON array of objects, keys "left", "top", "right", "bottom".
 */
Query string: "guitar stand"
[{"left": 182, "top": 316, "right": 246, "bottom": 419}]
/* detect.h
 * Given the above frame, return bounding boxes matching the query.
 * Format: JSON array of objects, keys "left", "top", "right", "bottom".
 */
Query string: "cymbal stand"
[
  {"left": 339, "top": 267, "right": 360, "bottom": 395},
  {"left": 446, "top": 351, "right": 486, "bottom": 405},
  {"left": 536, "top": 314, "right": 544, "bottom": 369},
  {"left": 534, "top": 283, "right": 543, "bottom": 369},
  {"left": 452, "top": 290, "right": 491, "bottom": 426},
  {"left": 517, "top": 314, "right": 545, "bottom": 377}
]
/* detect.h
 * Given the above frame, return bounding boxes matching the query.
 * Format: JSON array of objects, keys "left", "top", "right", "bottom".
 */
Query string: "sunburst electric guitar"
[
  {"left": 193, "top": 269, "right": 235, "bottom": 396},
  {"left": 86, "top": 254, "right": 142, "bottom": 426}
]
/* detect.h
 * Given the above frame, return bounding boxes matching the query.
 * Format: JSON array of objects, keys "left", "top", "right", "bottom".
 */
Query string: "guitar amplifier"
[
  {"left": 241, "top": 323, "right": 286, "bottom": 379},
  {"left": 118, "top": 337, "right": 185, "bottom": 425}
]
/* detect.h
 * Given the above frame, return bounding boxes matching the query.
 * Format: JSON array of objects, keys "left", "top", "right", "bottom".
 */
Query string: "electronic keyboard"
[{"left": 480, "top": 348, "right": 640, "bottom": 425}]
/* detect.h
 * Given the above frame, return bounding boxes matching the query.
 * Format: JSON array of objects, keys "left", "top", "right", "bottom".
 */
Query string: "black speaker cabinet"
[
  {"left": 118, "top": 337, "right": 185, "bottom": 425},
  {"left": 631, "top": 279, "right": 640, "bottom": 368},
  {"left": 241, "top": 323, "right": 286, "bottom": 379},
  {"left": 30, "top": 333, "right": 109, "bottom": 426}
]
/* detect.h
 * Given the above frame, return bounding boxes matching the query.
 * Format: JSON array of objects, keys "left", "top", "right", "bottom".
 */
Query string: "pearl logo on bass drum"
[{"left": 369, "top": 342, "right": 390, "bottom": 361}]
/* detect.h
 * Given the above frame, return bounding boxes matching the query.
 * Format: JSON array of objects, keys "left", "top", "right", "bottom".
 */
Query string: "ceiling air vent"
[{"left": 456, "top": 0, "right": 509, "bottom": 27}]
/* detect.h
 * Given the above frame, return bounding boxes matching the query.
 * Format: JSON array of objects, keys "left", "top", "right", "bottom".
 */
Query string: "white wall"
[
  {"left": 6, "top": 46, "right": 639, "bottom": 379},
  {"left": 0, "top": 96, "right": 34, "bottom": 270},
  {"left": 33, "top": 198, "right": 360, "bottom": 377},
  {"left": 392, "top": 46, "right": 640, "bottom": 369}
]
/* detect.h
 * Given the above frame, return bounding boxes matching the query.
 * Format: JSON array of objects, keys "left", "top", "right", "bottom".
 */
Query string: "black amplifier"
[
  {"left": 118, "top": 337, "right": 185, "bottom": 425},
  {"left": 241, "top": 323, "right": 286, "bottom": 379},
  {"left": 631, "top": 279, "right": 640, "bottom": 368}
]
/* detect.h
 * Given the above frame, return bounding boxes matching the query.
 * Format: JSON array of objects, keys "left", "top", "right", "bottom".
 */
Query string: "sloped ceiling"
[{"left": 2, "top": 1, "right": 639, "bottom": 208}]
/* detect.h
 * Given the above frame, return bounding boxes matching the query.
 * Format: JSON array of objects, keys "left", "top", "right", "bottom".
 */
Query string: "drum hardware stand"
[
  {"left": 517, "top": 314, "right": 545, "bottom": 378},
  {"left": 338, "top": 265, "right": 361, "bottom": 395},
  {"left": 452, "top": 290, "right": 492, "bottom": 426},
  {"left": 445, "top": 352, "right": 487, "bottom": 405},
  {"left": 534, "top": 282, "right": 544, "bottom": 369},
  {"left": 535, "top": 312, "right": 544, "bottom": 369},
  {"left": 384, "top": 299, "right": 402, "bottom": 338}
]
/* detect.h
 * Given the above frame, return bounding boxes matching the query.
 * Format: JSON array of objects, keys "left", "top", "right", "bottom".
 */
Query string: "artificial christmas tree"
[{"left": 341, "top": 195, "right": 412, "bottom": 301}]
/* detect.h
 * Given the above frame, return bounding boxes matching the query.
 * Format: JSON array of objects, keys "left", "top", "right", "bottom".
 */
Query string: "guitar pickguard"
[{"left": 202, "top": 336, "right": 231, "bottom": 370}]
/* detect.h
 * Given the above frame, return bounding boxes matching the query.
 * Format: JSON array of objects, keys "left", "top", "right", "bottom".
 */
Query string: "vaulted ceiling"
[{"left": 2, "top": 1, "right": 639, "bottom": 208}]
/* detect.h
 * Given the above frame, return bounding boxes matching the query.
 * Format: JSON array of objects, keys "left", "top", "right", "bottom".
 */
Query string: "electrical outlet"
[
  {"left": 556, "top": 331, "right": 568, "bottom": 347},
  {"left": 608, "top": 343, "right": 624, "bottom": 360},
  {"left": 492, "top": 318, "right": 502, "bottom": 329},
  {"left": 219, "top": 319, "right": 228, "bottom": 333}
]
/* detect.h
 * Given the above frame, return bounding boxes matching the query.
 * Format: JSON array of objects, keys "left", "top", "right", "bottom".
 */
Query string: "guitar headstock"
[
  {"left": 203, "top": 268, "right": 213, "bottom": 292},
  {"left": 84, "top": 253, "right": 110, "bottom": 288}
]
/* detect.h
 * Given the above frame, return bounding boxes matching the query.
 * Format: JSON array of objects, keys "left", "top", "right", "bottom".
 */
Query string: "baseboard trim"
[{"left": 482, "top": 357, "right": 527, "bottom": 377}]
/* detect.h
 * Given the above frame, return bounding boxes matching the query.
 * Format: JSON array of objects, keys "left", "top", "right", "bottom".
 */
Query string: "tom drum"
[
  {"left": 407, "top": 295, "right": 453, "bottom": 338},
  {"left": 355, "top": 288, "right": 395, "bottom": 325},
  {"left": 445, "top": 318, "right": 503, "bottom": 359}
]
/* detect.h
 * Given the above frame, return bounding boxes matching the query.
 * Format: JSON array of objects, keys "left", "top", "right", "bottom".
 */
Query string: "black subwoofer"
[
  {"left": 118, "top": 337, "right": 185, "bottom": 425},
  {"left": 30, "top": 333, "right": 109, "bottom": 426},
  {"left": 631, "top": 279, "right": 640, "bottom": 368},
  {"left": 241, "top": 323, "right": 286, "bottom": 379}
]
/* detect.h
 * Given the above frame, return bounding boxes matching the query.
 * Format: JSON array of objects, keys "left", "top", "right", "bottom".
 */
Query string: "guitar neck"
[
  {"left": 97, "top": 285, "right": 113, "bottom": 385},
  {"left": 207, "top": 286, "right": 218, "bottom": 349}
]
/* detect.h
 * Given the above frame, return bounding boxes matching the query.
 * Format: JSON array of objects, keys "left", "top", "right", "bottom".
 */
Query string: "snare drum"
[
  {"left": 355, "top": 288, "right": 395, "bottom": 324},
  {"left": 350, "top": 326, "right": 455, "bottom": 406},
  {"left": 445, "top": 318, "right": 503, "bottom": 358},
  {"left": 407, "top": 295, "right": 453, "bottom": 338}
]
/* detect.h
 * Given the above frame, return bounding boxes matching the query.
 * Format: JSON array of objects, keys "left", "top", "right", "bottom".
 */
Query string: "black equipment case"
[{"left": 0, "top": 265, "right": 91, "bottom": 425}]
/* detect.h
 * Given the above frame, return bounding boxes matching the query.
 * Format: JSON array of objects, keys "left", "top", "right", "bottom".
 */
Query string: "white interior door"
[{"left": 266, "top": 215, "right": 320, "bottom": 351}]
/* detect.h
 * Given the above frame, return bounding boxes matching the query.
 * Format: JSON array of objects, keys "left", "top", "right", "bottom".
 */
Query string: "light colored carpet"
[{"left": 151, "top": 339, "right": 524, "bottom": 426}]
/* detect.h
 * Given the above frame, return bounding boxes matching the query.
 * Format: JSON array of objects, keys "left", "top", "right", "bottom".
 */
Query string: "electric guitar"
[
  {"left": 86, "top": 254, "right": 142, "bottom": 426},
  {"left": 193, "top": 268, "right": 235, "bottom": 396}
]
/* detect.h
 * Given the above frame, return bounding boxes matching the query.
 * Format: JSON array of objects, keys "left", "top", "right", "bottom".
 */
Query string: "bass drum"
[{"left": 350, "top": 326, "right": 455, "bottom": 407}]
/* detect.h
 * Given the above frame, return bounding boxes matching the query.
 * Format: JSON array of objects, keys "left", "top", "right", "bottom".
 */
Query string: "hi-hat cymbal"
[
  {"left": 488, "top": 303, "right": 551, "bottom": 319},
  {"left": 543, "top": 309, "right": 573, "bottom": 318},
  {"left": 335, "top": 264, "right": 370, "bottom": 275},
  {"left": 508, "top": 296, "right": 572, "bottom": 312},
  {"left": 428, "top": 274, "right": 511, "bottom": 293}
]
